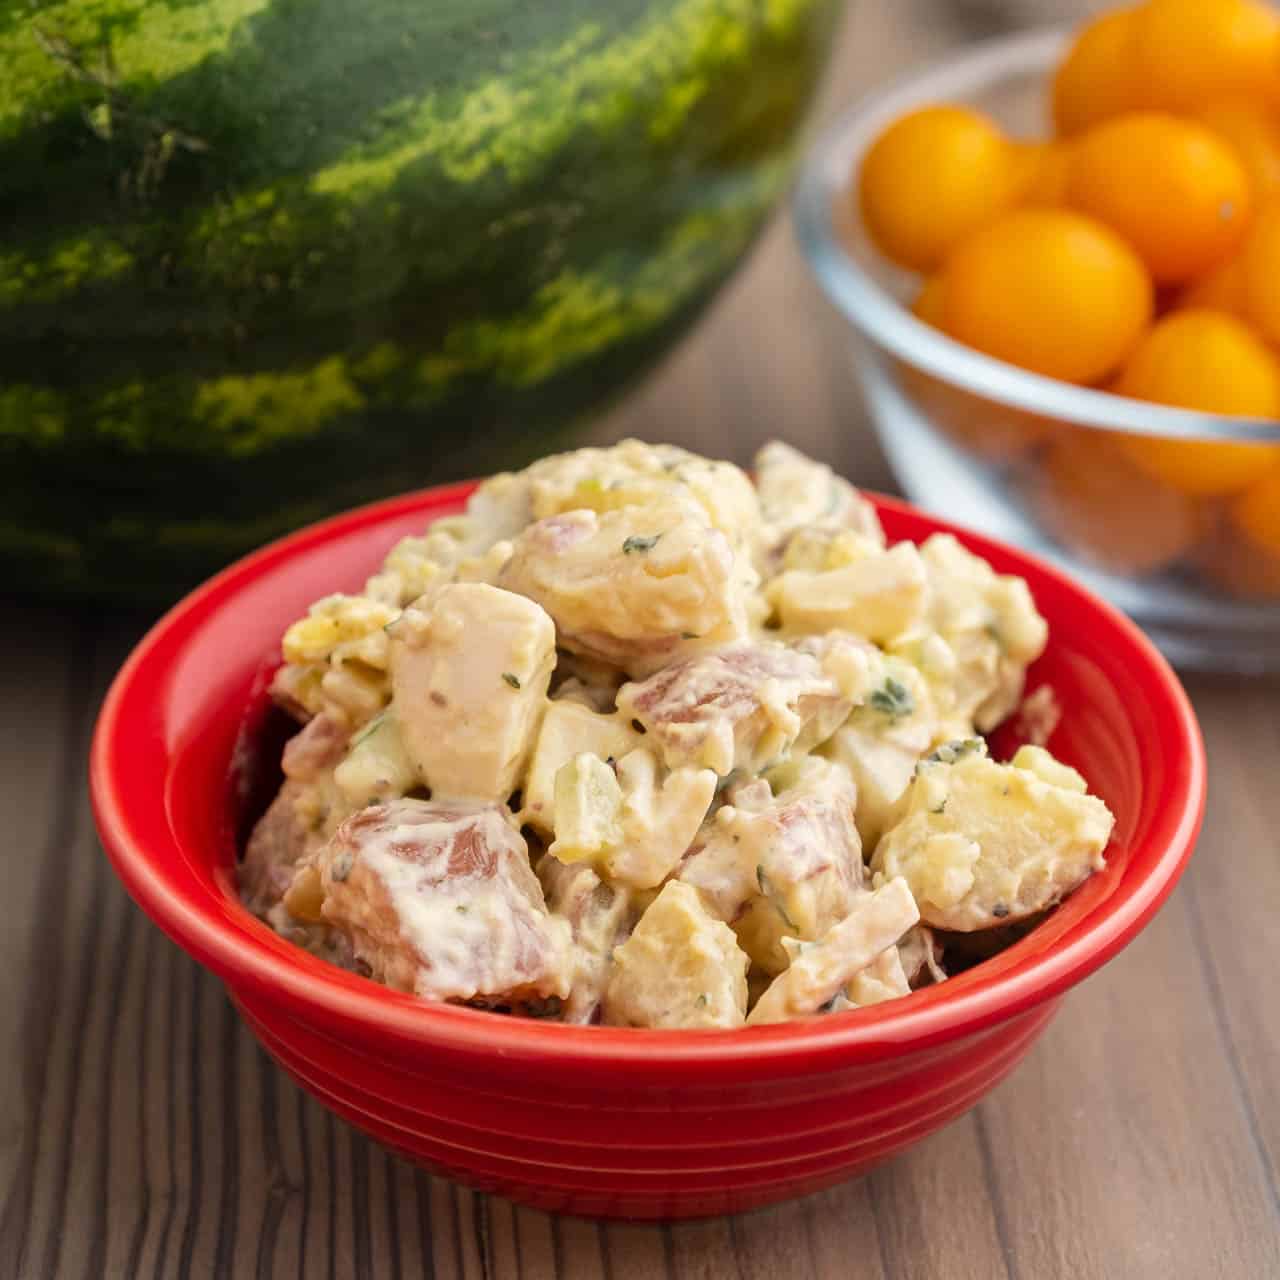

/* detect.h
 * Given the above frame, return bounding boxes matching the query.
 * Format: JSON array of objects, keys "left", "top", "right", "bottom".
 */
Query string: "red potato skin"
[
  {"left": 320, "top": 800, "right": 569, "bottom": 1004},
  {"left": 241, "top": 715, "right": 348, "bottom": 913}
]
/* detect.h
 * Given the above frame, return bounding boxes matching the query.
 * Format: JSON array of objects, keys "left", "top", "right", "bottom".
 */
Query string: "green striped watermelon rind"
[{"left": 1, "top": 0, "right": 841, "bottom": 601}]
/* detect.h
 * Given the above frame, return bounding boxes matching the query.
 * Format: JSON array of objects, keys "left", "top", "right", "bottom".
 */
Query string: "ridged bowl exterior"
[
  {"left": 90, "top": 481, "right": 1205, "bottom": 1220},
  {"left": 234, "top": 992, "right": 1058, "bottom": 1218}
]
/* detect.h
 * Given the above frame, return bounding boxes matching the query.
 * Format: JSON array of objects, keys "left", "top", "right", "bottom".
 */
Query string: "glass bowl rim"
[{"left": 793, "top": 24, "right": 1280, "bottom": 445}]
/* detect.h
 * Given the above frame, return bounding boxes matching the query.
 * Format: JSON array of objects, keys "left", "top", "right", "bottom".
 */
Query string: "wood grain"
[{"left": 3, "top": 2, "right": 1279, "bottom": 1277}]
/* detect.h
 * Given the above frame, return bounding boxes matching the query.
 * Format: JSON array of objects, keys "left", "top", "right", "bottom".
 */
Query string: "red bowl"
[{"left": 90, "top": 481, "right": 1206, "bottom": 1221}]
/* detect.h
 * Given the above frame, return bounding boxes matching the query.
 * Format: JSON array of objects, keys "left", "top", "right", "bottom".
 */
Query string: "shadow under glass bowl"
[{"left": 794, "top": 26, "right": 1280, "bottom": 674}]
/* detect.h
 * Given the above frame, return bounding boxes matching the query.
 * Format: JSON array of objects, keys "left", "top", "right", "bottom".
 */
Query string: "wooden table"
[{"left": 4, "top": 3, "right": 1280, "bottom": 1276}]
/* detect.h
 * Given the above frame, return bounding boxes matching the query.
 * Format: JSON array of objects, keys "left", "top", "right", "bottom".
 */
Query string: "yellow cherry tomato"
[
  {"left": 1120, "top": 436, "right": 1280, "bottom": 498},
  {"left": 859, "top": 105, "right": 1017, "bottom": 272},
  {"left": 1177, "top": 254, "right": 1249, "bottom": 315},
  {"left": 941, "top": 208, "right": 1153, "bottom": 384},
  {"left": 1117, "top": 308, "right": 1280, "bottom": 415},
  {"left": 1197, "top": 512, "right": 1280, "bottom": 599},
  {"left": 1066, "top": 112, "right": 1253, "bottom": 285},
  {"left": 1033, "top": 429, "right": 1205, "bottom": 575},
  {"left": 1129, "top": 0, "right": 1280, "bottom": 112},
  {"left": 1053, "top": 9, "right": 1138, "bottom": 137},
  {"left": 1114, "top": 309, "right": 1280, "bottom": 495},
  {"left": 1232, "top": 465, "right": 1280, "bottom": 555},
  {"left": 911, "top": 275, "right": 949, "bottom": 328},
  {"left": 903, "top": 274, "right": 1057, "bottom": 461},
  {"left": 1243, "top": 200, "right": 1280, "bottom": 345},
  {"left": 1194, "top": 98, "right": 1280, "bottom": 197},
  {"left": 1009, "top": 140, "right": 1073, "bottom": 206},
  {"left": 1219, "top": 462, "right": 1280, "bottom": 598}
]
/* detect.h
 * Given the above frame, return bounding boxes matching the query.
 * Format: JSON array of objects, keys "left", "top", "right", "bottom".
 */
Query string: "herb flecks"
[
  {"left": 502, "top": 672, "right": 521, "bottom": 689},
  {"left": 715, "top": 769, "right": 741, "bottom": 797},
  {"left": 622, "top": 533, "right": 661, "bottom": 555},
  {"left": 695, "top": 993, "right": 709, "bottom": 1008},
  {"left": 349, "top": 711, "right": 387, "bottom": 750},
  {"left": 756, "top": 865, "right": 797, "bottom": 930},
  {"left": 925, "top": 737, "right": 985, "bottom": 766},
  {"left": 868, "top": 676, "right": 915, "bottom": 722}
]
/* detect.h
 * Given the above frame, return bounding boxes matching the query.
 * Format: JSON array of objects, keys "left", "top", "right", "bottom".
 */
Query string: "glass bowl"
[{"left": 794, "top": 26, "right": 1280, "bottom": 674}]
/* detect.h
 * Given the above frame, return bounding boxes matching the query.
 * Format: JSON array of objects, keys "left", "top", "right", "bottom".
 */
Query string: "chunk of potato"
[
  {"left": 617, "top": 638, "right": 868, "bottom": 777},
  {"left": 242, "top": 714, "right": 349, "bottom": 915},
  {"left": 272, "top": 594, "right": 399, "bottom": 727},
  {"left": 747, "top": 877, "right": 920, "bottom": 1025},
  {"left": 782, "top": 526, "right": 885, "bottom": 574},
  {"left": 754, "top": 441, "right": 885, "bottom": 551},
  {"left": 611, "top": 749, "right": 717, "bottom": 888},
  {"left": 521, "top": 700, "right": 641, "bottom": 834},
  {"left": 680, "top": 757, "right": 866, "bottom": 974},
  {"left": 499, "top": 503, "right": 749, "bottom": 676},
  {"left": 845, "top": 945, "right": 912, "bottom": 1007},
  {"left": 550, "top": 754, "right": 625, "bottom": 861},
  {"left": 910, "top": 533, "right": 1049, "bottom": 733},
  {"left": 538, "top": 855, "right": 635, "bottom": 1024},
  {"left": 363, "top": 471, "right": 534, "bottom": 608},
  {"left": 525, "top": 439, "right": 760, "bottom": 550},
  {"left": 604, "top": 882, "right": 748, "bottom": 1028},
  {"left": 766, "top": 541, "right": 929, "bottom": 644},
  {"left": 333, "top": 708, "right": 419, "bottom": 809},
  {"left": 301, "top": 798, "right": 570, "bottom": 1004},
  {"left": 548, "top": 748, "right": 716, "bottom": 890},
  {"left": 871, "top": 742, "right": 1113, "bottom": 931},
  {"left": 389, "top": 583, "right": 556, "bottom": 802},
  {"left": 820, "top": 656, "right": 937, "bottom": 851}
]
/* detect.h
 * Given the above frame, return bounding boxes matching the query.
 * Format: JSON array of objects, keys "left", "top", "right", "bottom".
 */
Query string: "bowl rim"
[
  {"left": 90, "top": 480, "right": 1206, "bottom": 1074},
  {"left": 793, "top": 24, "right": 1280, "bottom": 445}
]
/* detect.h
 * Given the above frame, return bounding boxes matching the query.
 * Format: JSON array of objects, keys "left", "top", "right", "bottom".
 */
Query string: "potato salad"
[{"left": 242, "top": 440, "right": 1114, "bottom": 1028}]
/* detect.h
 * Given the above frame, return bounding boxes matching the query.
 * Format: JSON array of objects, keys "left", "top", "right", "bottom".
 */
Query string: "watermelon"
[{"left": 1, "top": 0, "right": 840, "bottom": 602}]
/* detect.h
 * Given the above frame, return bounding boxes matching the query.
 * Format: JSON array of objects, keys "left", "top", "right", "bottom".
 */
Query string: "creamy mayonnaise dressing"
[{"left": 246, "top": 438, "right": 1112, "bottom": 1028}]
